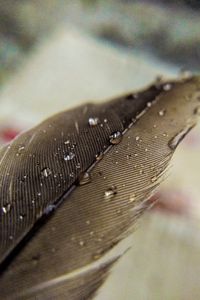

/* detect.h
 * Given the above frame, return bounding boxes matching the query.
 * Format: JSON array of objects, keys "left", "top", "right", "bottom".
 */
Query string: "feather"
[{"left": 0, "top": 76, "right": 200, "bottom": 299}]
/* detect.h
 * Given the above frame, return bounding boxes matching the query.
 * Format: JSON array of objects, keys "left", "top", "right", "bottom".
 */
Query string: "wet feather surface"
[{"left": 0, "top": 76, "right": 200, "bottom": 299}]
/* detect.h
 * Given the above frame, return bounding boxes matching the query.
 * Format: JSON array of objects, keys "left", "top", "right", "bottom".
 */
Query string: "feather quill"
[{"left": 0, "top": 76, "right": 200, "bottom": 299}]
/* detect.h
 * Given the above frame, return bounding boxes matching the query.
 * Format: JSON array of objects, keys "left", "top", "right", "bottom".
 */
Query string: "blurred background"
[{"left": 0, "top": 1, "right": 200, "bottom": 299}]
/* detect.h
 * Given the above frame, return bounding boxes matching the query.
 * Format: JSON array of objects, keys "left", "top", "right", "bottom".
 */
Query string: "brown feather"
[{"left": 0, "top": 76, "right": 200, "bottom": 299}]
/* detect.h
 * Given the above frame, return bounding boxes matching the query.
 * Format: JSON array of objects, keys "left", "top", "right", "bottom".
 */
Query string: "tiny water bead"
[
  {"left": 2, "top": 203, "right": 11, "bottom": 214},
  {"left": 163, "top": 83, "right": 172, "bottom": 91},
  {"left": 64, "top": 152, "right": 75, "bottom": 161},
  {"left": 88, "top": 117, "right": 100, "bottom": 127},
  {"left": 19, "top": 214, "right": 26, "bottom": 220},
  {"left": 95, "top": 152, "right": 103, "bottom": 161},
  {"left": 64, "top": 140, "right": 70, "bottom": 145},
  {"left": 41, "top": 167, "right": 52, "bottom": 178},
  {"left": 104, "top": 185, "right": 117, "bottom": 199},
  {"left": 129, "top": 194, "right": 136, "bottom": 203},
  {"left": 78, "top": 172, "right": 91, "bottom": 186},
  {"left": 79, "top": 240, "right": 85, "bottom": 247},
  {"left": 109, "top": 131, "right": 122, "bottom": 145},
  {"left": 44, "top": 204, "right": 56, "bottom": 214},
  {"left": 147, "top": 102, "right": 152, "bottom": 108},
  {"left": 18, "top": 146, "right": 25, "bottom": 152},
  {"left": 158, "top": 109, "right": 166, "bottom": 117},
  {"left": 16, "top": 146, "right": 25, "bottom": 156},
  {"left": 151, "top": 176, "right": 157, "bottom": 183}
]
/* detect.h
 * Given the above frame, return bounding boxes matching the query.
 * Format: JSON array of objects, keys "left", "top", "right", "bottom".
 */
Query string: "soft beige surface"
[
  {"left": 0, "top": 28, "right": 176, "bottom": 126},
  {"left": 0, "top": 28, "right": 200, "bottom": 299}
]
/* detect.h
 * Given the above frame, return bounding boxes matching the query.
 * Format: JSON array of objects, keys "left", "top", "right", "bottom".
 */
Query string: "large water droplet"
[
  {"left": 41, "top": 167, "right": 52, "bottom": 177},
  {"left": 2, "top": 203, "right": 11, "bottom": 214},
  {"left": 104, "top": 185, "right": 117, "bottom": 199},
  {"left": 88, "top": 117, "right": 100, "bottom": 127},
  {"left": 109, "top": 131, "right": 122, "bottom": 145},
  {"left": 78, "top": 172, "right": 91, "bottom": 185},
  {"left": 64, "top": 152, "right": 75, "bottom": 161},
  {"left": 168, "top": 125, "right": 194, "bottom": 150}
]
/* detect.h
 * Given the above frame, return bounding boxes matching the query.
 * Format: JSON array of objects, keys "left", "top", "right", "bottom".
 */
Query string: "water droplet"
[
  {"left": 135, "top": 136, "right": 140, "bottom": 141},
  {"left": 19, "top": 214, "right": 25, "bottom": 220},
  {"left": 78, "top": 172, "right": 91, "bottom": 185},
  {"left": 9, "top": 235, "right": 13, "bottom": 240},
  {"left": 109, "top": 131, "right": 122, "bottom": 145},
  {"left": 194, "top": 107, "right": 200, "bottom": 115},
  {"left": 44, "top": 204, "right": 56, "bottom": 214},
  {"left": 41, "top": 167, "right": 52, "bottom": 177},
  {"left": 86, "top": 220, "right": 91, "bottom": 225},
  {"left": 64, "top": 140, "right": 70, "bottom": 145},
  {"left": 18, "top": 146, "right": 25, "bottom": 152},
  {"left": 168, "top": 125, "right": 194, "bottom": 150},
  {"left": 76, "top": 162, "right": 81, "bottom": 169},
  {"left": 64, "top": 152, "right": 75, "bottom": 161},
  {"left": 79, "top": 240, "right": 85, "bottom": 246},
  {"left": 95, "top": 152, "right": 103, "bottom": 161},
  {"left": 147, "top": 102, "right": 152, "bottom": 108},
  {"left": 163, "top": 83, "right": 172, "bottom": 91},
  {"left": 88, "top": 117, "right": 100, "bottom": 126},
  {"left": 158, "top": 109, "right": 166, "bottom": 117},
  {"left": 104, "top": 118, "right": 108, "bottom": 123},
  {"left": 104, "top": 185, "right": 117, "bottom": 199},
  {"left": 129, "top": 194, "right": 136, "bottom": 203},
  {"left": 151, "top": 176, "right": 157, "bottom": 183},
  {"left": 37, "top": 192, "right": 41, "bottom": 197},
  {"left": 2, "top": 203, "right": 11, "bottom": 214}
]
